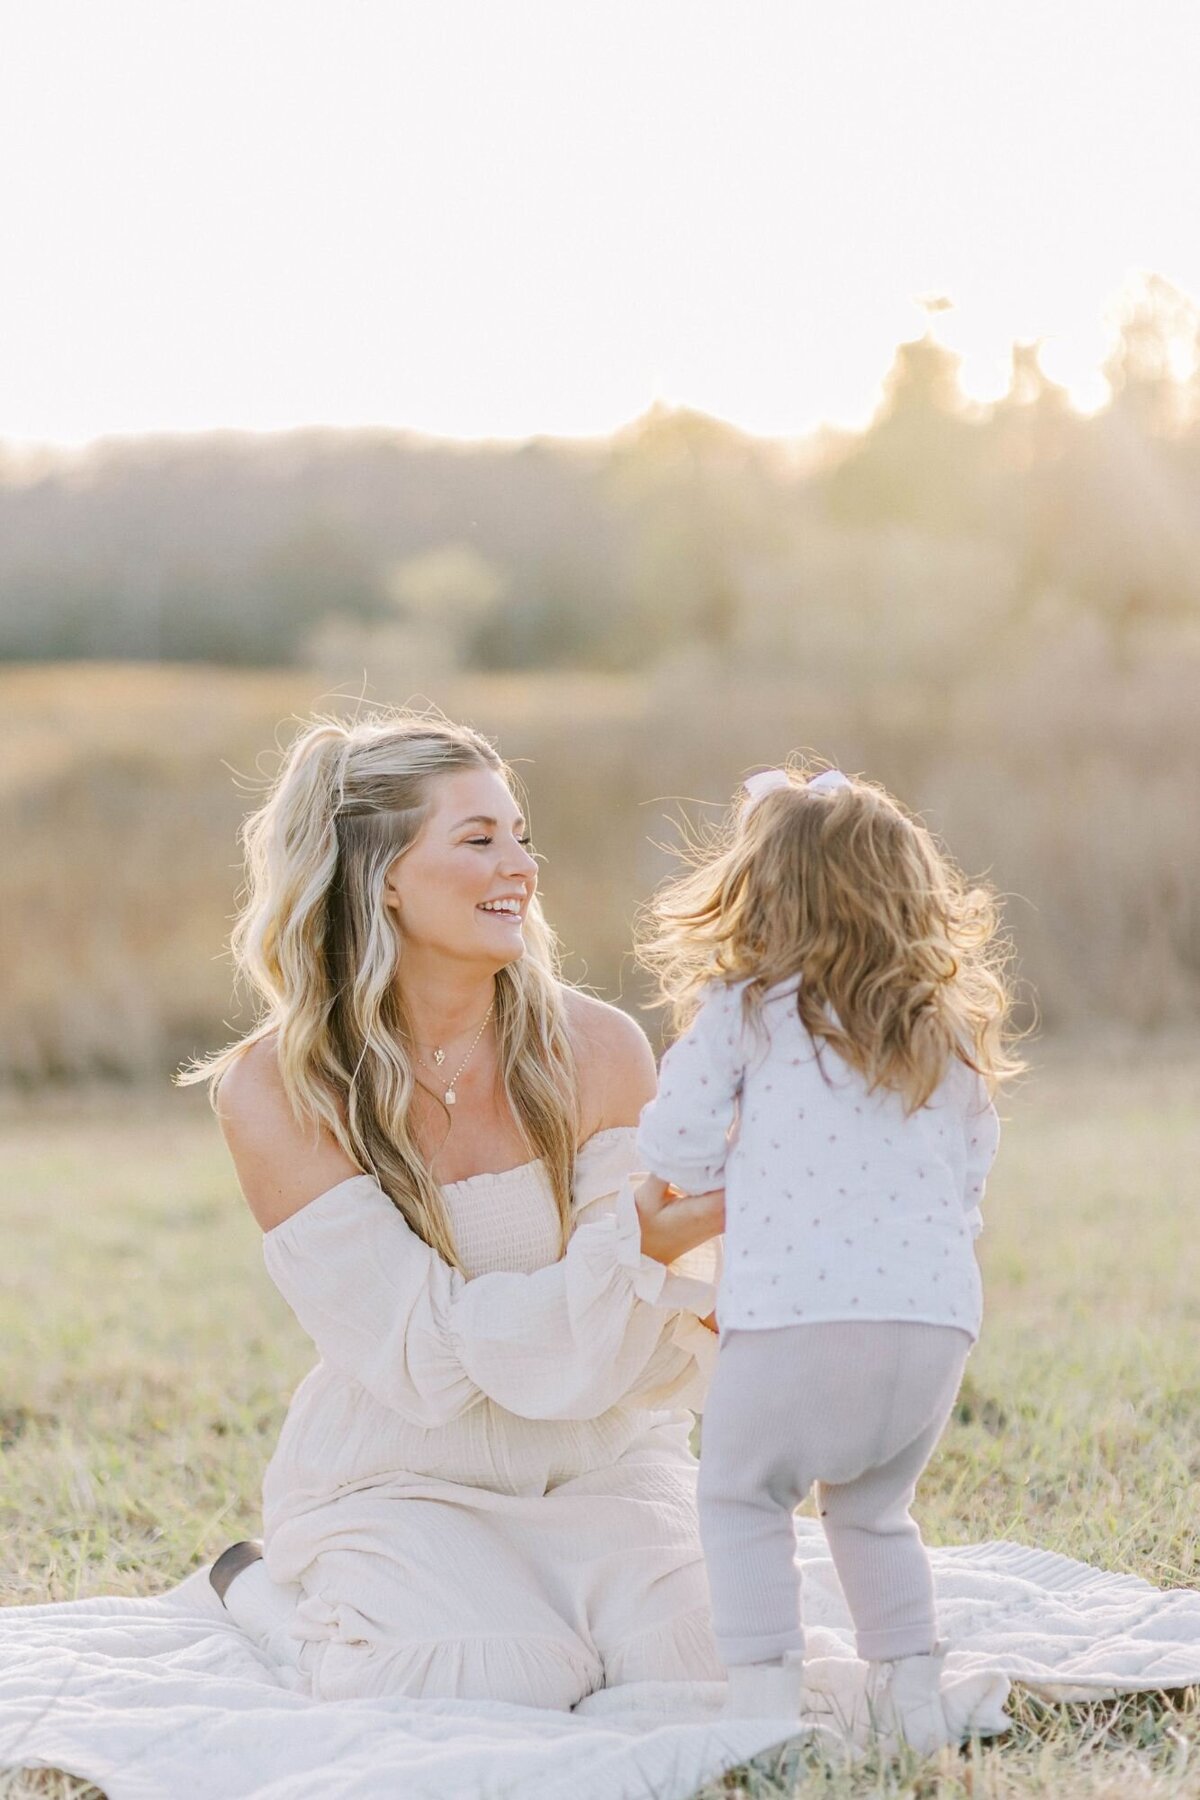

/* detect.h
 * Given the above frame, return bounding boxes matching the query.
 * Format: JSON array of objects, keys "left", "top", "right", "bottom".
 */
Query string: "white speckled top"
[{"left": 637, "top": 980, "right": 999, "bottom": 1338}]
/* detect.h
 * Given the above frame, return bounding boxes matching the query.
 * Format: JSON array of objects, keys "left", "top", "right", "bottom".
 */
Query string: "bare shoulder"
[
  {"left": 561, "top": 988, "right": 658, "bottom": 1137},
  {"left": 216, "top": 1035, "right": 361, "bottom": 1232}
]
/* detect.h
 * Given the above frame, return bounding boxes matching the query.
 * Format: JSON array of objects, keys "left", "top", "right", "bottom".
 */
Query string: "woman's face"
[{"left": 382, "top": 765, "right": 539, "bottom": 969}]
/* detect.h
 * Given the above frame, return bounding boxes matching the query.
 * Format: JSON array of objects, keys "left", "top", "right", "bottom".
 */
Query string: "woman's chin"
[{"left": 473, "top": 922, "right": 527, "bottom": 966}]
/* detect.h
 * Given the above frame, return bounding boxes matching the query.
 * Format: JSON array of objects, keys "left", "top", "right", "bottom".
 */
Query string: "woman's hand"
[{"left": 635, "top": 1174, "right": 725, "bottom": 1266}]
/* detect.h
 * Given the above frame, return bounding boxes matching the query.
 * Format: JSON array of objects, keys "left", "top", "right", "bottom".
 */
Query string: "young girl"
[{"left": 635, "top": 765, "right": 1021, "bottom": 1748}]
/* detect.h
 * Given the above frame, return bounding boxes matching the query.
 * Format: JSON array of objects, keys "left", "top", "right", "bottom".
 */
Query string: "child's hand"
[{"left": 634, "top": 1174, "right": 725, "bottom": 1265}]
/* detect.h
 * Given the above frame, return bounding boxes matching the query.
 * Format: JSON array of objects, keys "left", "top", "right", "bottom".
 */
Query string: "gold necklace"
[
  {"left": 414, "top": 1000, "right": 495, "bottom": 1107},
  {"left": 411, "top": 1006, "right": 489, "bottom": 1068}
]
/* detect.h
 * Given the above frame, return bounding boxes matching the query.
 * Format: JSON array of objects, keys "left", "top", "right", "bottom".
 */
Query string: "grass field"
[{"left": 1, "top": 1043, "right": 1199, "bottom": 1797}]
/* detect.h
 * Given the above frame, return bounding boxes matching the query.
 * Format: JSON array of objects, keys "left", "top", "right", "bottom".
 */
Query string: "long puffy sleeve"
[
  {"left": 636, "top": 981, "right": 747, "bottom": 1193},
  {"left": 615, "top": 1306, "right": 719, "bottom": 1411},
  {"left": 263, "top": 1154, "right": 717, "bottom": 1431},
  {"left": 571, "top": 1174, "right": 722, "bottom": 1414}
]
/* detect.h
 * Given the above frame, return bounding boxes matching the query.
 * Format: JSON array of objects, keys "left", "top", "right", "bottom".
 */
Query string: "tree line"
[{"left": 2, "top": 275, "right": 1198, "bottom": 676}]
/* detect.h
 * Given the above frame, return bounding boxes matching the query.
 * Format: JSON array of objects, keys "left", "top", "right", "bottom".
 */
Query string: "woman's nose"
[{"left": 507, "top": 841, "right": 538, "bottom": 880}]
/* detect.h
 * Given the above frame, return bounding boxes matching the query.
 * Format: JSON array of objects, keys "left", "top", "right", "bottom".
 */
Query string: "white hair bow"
[
  {"left": 808, "top": 769, "right": 852, "bottom": 795},
  {"left": 741, "top": 768, "right": 792, "bottom": 810},
  {"left": 742, "top": 767, "right": 850, "bottom": 813}
]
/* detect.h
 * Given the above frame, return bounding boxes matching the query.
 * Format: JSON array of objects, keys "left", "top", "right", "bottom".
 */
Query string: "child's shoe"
[
  {"left": 721, "top": 1649, "right": 806, "bottom": 1719},
  {"left": 861, "top": 1642, "right": 952, "bottom": 1754}
]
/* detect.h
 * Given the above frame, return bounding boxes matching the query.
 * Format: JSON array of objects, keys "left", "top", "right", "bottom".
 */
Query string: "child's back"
[{"left": 639, "top": 976, "right": 998, "bottom": 1337}]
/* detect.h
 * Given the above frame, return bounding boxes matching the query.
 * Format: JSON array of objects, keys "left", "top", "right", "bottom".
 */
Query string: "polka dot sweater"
[{"left": 637, "top": 979, "right": 999, "bottom": 1338}]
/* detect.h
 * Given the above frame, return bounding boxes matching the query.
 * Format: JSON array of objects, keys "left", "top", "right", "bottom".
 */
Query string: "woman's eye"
[
  {"left": 518, "top": 835, "right": 533, "bottom": 848},
  {"left": 466, "top": 836, "right": 493, "bottom": 846}
]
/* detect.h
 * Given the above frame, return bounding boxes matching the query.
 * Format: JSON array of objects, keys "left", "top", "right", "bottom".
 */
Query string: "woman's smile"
[{"left": 477, "top": 895, "right": 526, "bottom": 921}]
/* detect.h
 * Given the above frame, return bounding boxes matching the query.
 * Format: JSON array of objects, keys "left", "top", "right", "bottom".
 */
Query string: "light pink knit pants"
[{"left": 697, "top": 1320, "right": 971, "bottom": 1667}]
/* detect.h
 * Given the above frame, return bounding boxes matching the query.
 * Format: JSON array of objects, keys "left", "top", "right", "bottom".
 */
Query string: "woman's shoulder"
[
  {"left": 214, "top": 1031, "right": 290, "bottom": 1132},
  {"left": 560, "top": 987, "right": 657, "bottom": 1136},
  {"left": 216, "top": 1034, "right": 362, "bottom": 1231}
]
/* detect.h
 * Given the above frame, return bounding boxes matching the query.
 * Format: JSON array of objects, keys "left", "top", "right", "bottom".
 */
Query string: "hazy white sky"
[{"left": 2, "top": 0, "right": 1198, "bottom": 446}]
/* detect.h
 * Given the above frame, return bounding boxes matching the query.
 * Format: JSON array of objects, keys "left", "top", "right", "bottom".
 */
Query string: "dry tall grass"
[{"left": 1, "top": 644, "right": 1197, "bottom": 1082}]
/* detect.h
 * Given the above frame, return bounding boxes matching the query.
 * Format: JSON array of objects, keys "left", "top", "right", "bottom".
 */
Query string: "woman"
[{"left": 182, "top": 708, "right": 727, "bottom": 1709}]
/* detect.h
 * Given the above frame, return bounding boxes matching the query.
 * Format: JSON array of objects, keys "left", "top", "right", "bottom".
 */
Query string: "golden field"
[{"left": 2, "top": 649, "right": 1198, "bottom": 1084}]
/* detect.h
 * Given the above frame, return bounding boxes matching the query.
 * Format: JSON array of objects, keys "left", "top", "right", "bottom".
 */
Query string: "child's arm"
[
  {"left": 636, "top": 983, "right": 746, "bottom": 1194},
  {"left": 963, "top": 1080, "right": 1001, "bottom": 1238}
]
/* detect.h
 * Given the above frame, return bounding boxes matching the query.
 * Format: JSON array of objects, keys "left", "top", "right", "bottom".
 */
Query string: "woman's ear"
[{"left": 381, "top": 859, "right": 403, "bottom": 915}]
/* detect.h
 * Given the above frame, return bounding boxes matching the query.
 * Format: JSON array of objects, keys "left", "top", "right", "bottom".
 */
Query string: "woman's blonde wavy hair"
[
  {"left": 637, "top": 763, "right": 1024, "bottom": 1110},
  {"left": 179, "top": 710, "right": 578, "bottom": 1269}
]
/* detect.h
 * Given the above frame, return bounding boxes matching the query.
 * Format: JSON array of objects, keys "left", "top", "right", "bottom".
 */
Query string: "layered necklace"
[{"left": 411, "top": 999, "right": 496, "bottom": 1107}]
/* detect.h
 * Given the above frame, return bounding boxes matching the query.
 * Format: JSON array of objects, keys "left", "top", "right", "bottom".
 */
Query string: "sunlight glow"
[{"left": 2, "top": 0, "right": 1198, "bottom": 447}]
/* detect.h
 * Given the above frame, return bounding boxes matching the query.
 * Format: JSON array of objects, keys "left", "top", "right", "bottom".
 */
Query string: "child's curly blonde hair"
[{"left": 636, "top": 763, "right": 1025, "bottom": 1111}]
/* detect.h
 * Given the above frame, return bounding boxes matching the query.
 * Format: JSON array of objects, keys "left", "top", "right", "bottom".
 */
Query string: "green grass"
[{"left": 1, "top": 1046, "right": 1198, "bottom": 1797}]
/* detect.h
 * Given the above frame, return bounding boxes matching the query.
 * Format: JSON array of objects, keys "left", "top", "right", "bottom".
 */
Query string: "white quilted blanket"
[{"left": 2, "top": 1524, "right": 1198, "bottom": 1800}]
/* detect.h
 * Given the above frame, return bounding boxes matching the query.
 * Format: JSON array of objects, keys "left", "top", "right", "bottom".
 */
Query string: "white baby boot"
[
  {"left": 722, "top": 1649, "right": 807, "bottom": 1719},
  {"left": 861, "top": 1642, "right": 953, "bottom": 1755}
]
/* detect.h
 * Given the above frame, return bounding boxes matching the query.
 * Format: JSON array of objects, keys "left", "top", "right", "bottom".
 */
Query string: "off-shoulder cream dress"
[{"left": 258, "top": 1126, "right": 724, "bottom": 1710}]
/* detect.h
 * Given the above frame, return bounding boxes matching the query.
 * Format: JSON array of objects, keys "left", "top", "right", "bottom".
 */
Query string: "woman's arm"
[
  {"left": 217, "top": 1022, "right": 720, "bottom": 1426},
  {"left": 261, "top": 1168, "right": 706, "bottom": 1426}
]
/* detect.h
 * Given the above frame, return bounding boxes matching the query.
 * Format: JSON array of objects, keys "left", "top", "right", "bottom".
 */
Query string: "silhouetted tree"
[{"left": 820, "top": 333, "right": 987, "bottom": 536}]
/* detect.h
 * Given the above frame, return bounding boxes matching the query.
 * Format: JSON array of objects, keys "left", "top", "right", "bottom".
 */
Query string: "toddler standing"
[{"left": 635, "top": 766, "right": 1020, "bottom": 1749}]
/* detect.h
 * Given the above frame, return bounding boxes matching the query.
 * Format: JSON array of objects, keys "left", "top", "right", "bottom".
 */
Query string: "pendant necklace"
[{"left": 415, "top": 1000, "right": 495, "bottom": 1107}]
